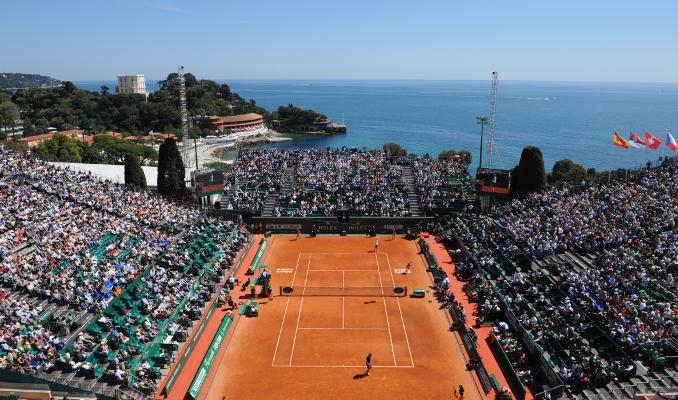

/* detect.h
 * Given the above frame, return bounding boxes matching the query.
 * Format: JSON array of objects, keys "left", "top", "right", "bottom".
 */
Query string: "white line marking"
[
  {"left": 271, "top": 252, "right": 302, "bottom": 366},
  {"left": 302, "top": 252, "right": 387, "bottom": 255},
  {"left": 375, "top": 252, "right": 397, "bottom": 366},
  {"left": 276, "top": 268, "right": 293, "bottom": 273},
  {"left": 385, "top": 253, "right": 415, "bottom": 367},
  {"left": 342, "top": 271, "right": 345, "bottom": 329},
  {"left": 289, "top": 254, "right": 311, "bottom": 366},
  {"left": 273, "top": 364, "right": 415, "bottom": 368},
  {"left": 308, "top": 269, "right": 378, "bottom": 272},
  {"left": 297, "top": 327, "right": 386, "bottom": 330}
]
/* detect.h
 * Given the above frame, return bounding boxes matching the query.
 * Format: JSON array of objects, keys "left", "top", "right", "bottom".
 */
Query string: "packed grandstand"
[
  {"left": 0, "top": 146, "right": 250, "bottom": 397},
  {"left": 0, "top": 144, "right": 676, "bottom": 399},
  {"left": 221, "top": 148, "right": 472, "bottom": 217}
]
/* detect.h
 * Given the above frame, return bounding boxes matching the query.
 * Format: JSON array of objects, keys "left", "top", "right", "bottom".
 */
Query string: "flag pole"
[{"left": 626, "top": 148, "right": 631, "bottom": 182}]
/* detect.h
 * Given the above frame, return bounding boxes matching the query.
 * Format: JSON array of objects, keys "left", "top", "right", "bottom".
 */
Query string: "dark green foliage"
[
  {"left": 124, "top": 154, "right": 147, "bottom": 189},
  {"left": 86, "top": 136, "right": 158, "bottom": 165},
  {"left": 157, "top": 138, "right": 185, "bottom": 198},
  {"left": 510, "top": 146, "right": 546, "bottom": 196},
  {"left": 458, "top": 150, "right": 472, "bottom": 164},
  {"left": 383, "top": 142, "right": 408, "bottom": 157},
  {"left": 550, "top": 159, "right": 586, "bottom": 184},
  {"left": 0, "top": 101, "right": 20, "bottom": 135},
  {"left": 6, "top": 72, "right": 327, "bottom": 142},
  {"left": 439, "top": 148, "right": 472, "bottom": 164},
  {"left": 35, "top": 133, "right": 82, "bottom": 162},
  {"left": 438, "top": 149, "right": 457, "bottom": 158},
  {"left": 269, "top": 104, "right": 327, "bottom": 132}
]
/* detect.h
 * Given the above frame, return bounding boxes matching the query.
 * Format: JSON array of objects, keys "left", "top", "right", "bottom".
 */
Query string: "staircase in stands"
[
  {"left": 261, "top": 155, "right": 298, "bottom": 217},
  {"left": 403, "top": 165, "right": 423, "bottom": 217}
]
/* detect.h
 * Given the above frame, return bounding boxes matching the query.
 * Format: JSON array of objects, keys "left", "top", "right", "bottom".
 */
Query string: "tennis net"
[{"left": 278, "top": 286, "right": 408, "bottom": 297}]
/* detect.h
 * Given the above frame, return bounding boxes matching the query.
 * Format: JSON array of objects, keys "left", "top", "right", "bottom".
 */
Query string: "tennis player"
[
  {"left": 365, "top": 353, "right": 372, "bottom": 376},
  {"left": 295, "top": 229, "right": 301, "bottom": 240}
]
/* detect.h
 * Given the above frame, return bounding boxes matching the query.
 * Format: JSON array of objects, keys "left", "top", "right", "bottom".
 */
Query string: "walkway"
[{"left": 424, "top": 235, "right": 534, "bottom": 400}]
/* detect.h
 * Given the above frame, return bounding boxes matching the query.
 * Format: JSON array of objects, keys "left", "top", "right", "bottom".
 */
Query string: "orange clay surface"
[{"left": 201, "top": 235, "right": 481, "bottom": 400}]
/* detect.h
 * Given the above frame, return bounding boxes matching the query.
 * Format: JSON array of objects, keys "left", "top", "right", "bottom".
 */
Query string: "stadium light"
[{"left": 476, "top": 116, "right": 488, "bottom": 169}]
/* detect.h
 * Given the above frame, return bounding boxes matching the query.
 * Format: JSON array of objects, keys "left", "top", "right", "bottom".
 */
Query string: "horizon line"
[{"left": 66, "top": 78, "right": 678, "bottom": 85}]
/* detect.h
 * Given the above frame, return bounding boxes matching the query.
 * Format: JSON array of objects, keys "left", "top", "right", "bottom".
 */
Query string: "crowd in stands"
[
  {"left": 0, "top": 146, "right": 249, "bottom": 394},
  {"left": 223, "top": 149, "right": 290, "bottom": 214},
  {"left": 220, "top": 148, "right": 477, "bottom": 216},
  {"left": 412, "top": 156, "right": 470, "bottom": 209},
  {"left": 275, "top": 148, "right": 410, "bottom": 217},
  {"left": 497, "top": 161, "right": 677, "bottom": 260},
  {"left": 429, "top": 160, "right": 677, "bottom": 395}
]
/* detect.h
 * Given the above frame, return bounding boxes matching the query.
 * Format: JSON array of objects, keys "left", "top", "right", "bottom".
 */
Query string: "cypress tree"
[
  {"left": 510, "top": 146, "right": 546, "bottom": 196},
  {"left": 124, "top": 154, "right": 147, "bottom": 190},
  {"left": 157, "top": 138, "right": 185, "bottom": 198}
]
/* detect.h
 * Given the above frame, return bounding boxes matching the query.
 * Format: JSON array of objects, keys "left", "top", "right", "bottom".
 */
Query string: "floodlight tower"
[
  {"left": 178, "top": 66, "right": 193, "bottom": 168},
  {"left": 487, "top": 71, "right": 500, "bottom": 169}
]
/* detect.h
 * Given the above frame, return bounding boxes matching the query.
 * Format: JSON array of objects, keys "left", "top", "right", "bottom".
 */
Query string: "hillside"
[
  {"left": 0, "top": 72, "right": 61, "bottom": 89},
  {"left": 4, "top": 72, "right": 330, "bottom": 138}
]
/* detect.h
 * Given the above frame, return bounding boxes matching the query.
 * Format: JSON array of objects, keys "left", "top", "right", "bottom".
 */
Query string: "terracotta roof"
[
  {"left": 204, "top": 113, "right": 263, "bottom": 124},
  {"left": 18, "top": 133, "right": 53, "bottom": 142}
]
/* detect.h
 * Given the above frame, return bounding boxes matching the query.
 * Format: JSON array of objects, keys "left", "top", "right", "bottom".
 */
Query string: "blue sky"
[{"left": 2, "top": 0, "right": 677, "bottom": 82}]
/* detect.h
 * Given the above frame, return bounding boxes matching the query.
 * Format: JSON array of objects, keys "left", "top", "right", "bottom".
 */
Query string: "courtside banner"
[
  {"left": 187, "top": 315, "right": 233, "bottom": 399},
  {"left": 250, "top": 239, "right": 267, "bottom": 268}
]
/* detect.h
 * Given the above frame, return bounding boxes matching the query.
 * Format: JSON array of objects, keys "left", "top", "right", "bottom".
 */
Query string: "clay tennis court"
[{"left": 201, "top": 235, "right": 481, "bottom": 400}]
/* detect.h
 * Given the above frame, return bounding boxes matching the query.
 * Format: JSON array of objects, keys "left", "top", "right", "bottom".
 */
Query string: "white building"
[{"left": 116, "top": 74, "right": 147, "bottom": 95}]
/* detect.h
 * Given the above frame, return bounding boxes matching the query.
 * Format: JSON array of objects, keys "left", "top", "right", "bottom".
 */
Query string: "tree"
[
  {"left": 510, "top": 146, "right": 546, "bottom": 196},
  {"left": 383, "top": 142, "right": 408, "bottom": 157},
  {"left": 100, "top": 85, "right": 110, "bottom": 95},
  {"left": 35, "top": 133, "right": 82, "bottom": 162},
  {"left": 438, "top": 149, "right": 457, "bottom": 158},
  {"left": 34, "top": 118, "right": 49, "bottom": 134},
  {"left": 124, "top": 154, "right": 147, "bottom": 190},
  {"left": 157, "top": 138, "right": 185, "bottom": 198},
  {"left": 551, "top": 159, "right": 586, "bottom": 184},
  {"left": 0, "top": 101, "right": 20, "bottom": 138},
  {"left": 458, "top": 150, "right": 472, "bottom": 164}
]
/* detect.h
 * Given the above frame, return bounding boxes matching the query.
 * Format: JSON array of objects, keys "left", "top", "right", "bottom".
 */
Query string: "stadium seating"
[{"left": 0, "top": 146, "right": 250, "bottom": 398}]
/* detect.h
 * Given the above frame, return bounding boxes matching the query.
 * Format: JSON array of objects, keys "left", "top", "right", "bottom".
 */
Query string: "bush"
[
  {"left": 510, "top": 146, "right": 546, "bottom": 196},
  {"left": 124, "top": 154, "right": 147, "bottom": 190},
  {"left": 383, "top": 142, "right": 408, "bottom": 157}
]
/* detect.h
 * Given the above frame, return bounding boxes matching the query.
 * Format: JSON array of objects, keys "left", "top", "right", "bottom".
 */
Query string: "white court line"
[
  {"left": 302, "top": 252, "right": 388, "bottom": 255},
  {"left": 289, "top": 254, "right": 311, "bottom": 366},
  {"left": 385, "top": 253, "right": 415, "bottom": 367},
  {"left": 342, "top": 271, "right": 345, "bottom": 329},
  {"left": 273, "top": 364, "right": 415, "bottom": 368},
  {"left": 374, "top": 253, "right": 397, "bottom": 366},
  {"left": 308, "top": 269, "right": 380, "bottom": 272},
  {"left": 271, "top": 252, "right": 302, "bottom": 366},
  {"left": 297, "top": 327, "right": 386, "bottom": 330}
]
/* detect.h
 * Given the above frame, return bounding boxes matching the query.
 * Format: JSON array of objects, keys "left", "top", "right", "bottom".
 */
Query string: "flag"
[
  {"left": 645, "top": 130, "right": 663, "bottom": 150},
  {"left": 628, "top": 132, "right": 645, "bottom": 148},
  {"left": 613, "top": 131, "right": 629, "bottom": 149},
  {"left": 667, "top": 131, "right": 678, "bottom": 152}
]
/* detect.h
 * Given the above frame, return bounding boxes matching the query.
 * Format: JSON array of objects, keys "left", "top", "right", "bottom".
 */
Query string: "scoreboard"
[
  {"left": 476, "top": 168, "right": 511, "bottom": 195},
  {"left": 194, "top": 169, "right": 225, "bottom": 197}
]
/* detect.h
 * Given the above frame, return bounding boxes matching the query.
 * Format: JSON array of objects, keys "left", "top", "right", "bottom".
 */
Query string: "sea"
[{"left": 74, "top": 80, "right": 678, "bottom": 172}]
